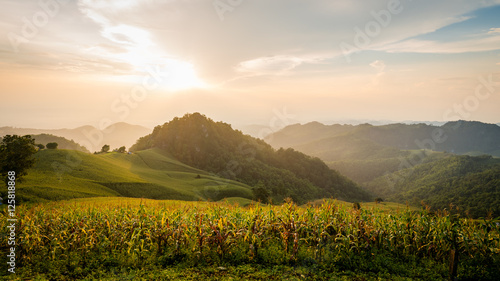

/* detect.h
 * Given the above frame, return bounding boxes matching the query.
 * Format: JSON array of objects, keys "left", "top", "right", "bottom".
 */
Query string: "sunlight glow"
[
  {"left": 157, "top": 59, "right": 206, "bottom": 91},
  {"left": 97, "top": 25, "right": 206, "bottom": 91}
]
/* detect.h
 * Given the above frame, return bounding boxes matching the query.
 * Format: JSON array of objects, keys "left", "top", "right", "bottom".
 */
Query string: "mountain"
[
  {"left": 265, "top": 120, "right": 500, "bottom": 217},
  {"left": 366, "top": 154, "right": 500, "bottom": 218},
  {"left": 0, "top": 122, "right": 151, "bottom": 153},
  {"left": 266, "top": 120, "right": 500, "bottom": 158},
  {"left": 31, "top": 134, "right": 90, "bottom": 153},
  {"left": 265, "top": 120, "right": 500, "bottom": 184},
  {"left": 8, "top": 148, "right": 253, "bottom": 203},
  {"left": 130, "top": 113, "right": 371, "bottom": 203}
]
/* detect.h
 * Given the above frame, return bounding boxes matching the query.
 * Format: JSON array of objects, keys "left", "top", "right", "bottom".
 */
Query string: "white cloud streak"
[
  {"left": 375, "top": 33, "right": 500, "bottom": 54},
  {"left": 488, "top": 27, "right": 500, "bottom": 34}
]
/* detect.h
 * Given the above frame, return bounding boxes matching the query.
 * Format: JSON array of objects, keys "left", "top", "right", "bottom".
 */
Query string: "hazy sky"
[{"left": 1, "top": 0, "right": 500, "bottom": 130}]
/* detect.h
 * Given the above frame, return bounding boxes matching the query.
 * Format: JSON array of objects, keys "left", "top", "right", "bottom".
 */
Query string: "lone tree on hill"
[
  {"left": 46, "top": 142, "right": 58, "bottom": 149},
  {"left": 101, "top": 144, "right": 110, "bottom": 153},
  {"left": 117, "top": 146, "right": 126, "bottom": 153},
  {"left": 0, "top": 135, "right": 37, "bottom": 185}
]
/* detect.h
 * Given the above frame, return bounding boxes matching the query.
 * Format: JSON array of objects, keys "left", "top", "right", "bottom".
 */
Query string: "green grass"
[{"left": 16, "top": 149, "right": 254, "bottom": 203}]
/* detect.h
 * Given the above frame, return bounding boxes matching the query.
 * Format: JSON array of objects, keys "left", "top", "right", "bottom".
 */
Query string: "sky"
[{"left": 1, "top": 0, "right": 500, "bottom": 130}]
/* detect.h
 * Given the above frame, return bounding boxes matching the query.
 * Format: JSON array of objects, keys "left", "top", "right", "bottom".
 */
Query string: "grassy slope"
[{"left": 16, "top": 148, "right": 253, "bottom": 203}]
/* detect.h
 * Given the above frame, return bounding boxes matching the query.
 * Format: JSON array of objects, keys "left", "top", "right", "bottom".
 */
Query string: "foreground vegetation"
[{"left": 1, "top": 198, "right": 499, "bottom": 280}]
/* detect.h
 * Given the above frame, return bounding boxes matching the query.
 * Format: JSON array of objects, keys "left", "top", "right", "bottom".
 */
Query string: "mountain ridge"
[
  {"left": 0, "top": 122, "right": 151, "bottom": 153},
  {"left": 266, "top": 120, "right": 500, "bottom": 157}
]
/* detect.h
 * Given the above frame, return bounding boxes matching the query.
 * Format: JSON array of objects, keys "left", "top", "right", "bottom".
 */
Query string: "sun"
[
  {"left": 102, "top": 25, "right": 206, "bottom": 91},
  {"left": 156, "top": 58, "right": 206, "bottom": 91}
]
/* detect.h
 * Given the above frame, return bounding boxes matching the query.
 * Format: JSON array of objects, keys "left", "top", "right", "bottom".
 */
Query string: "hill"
[
  {"left": 8, "top": 148, "right": 254, "bottom": 203},
  {"left": 31, "top": 134, "right": 90, "bottom": 153},
  {"left": 265, "top": 121, "right": 500, "bottom": 185},
  {"left": 264, "top": 120, "right": 500, "bottom": 217},
  {"left": 365, "top": 154, "right": 500, "bottom": 218},
  {"left": 0, "top": 122, "right": 151, "bottom": 153},
  {"left": 130, "top": 113, "right": 371, "bottom": 203}
]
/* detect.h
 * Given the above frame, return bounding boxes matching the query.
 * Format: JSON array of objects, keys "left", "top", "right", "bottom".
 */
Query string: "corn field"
[{"left": 1, "top": 199, "right": 499, "bottom": 280}]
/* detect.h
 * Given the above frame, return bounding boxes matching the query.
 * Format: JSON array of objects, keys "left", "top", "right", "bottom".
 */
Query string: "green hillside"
[
  {"left": 31, "top": 133, "right": 90, "bottom": 153},
  {"left": 365, "top": 154, "right": 500, "bottom": 218},
  {"left": 11, "top": 148, "right": 253, "bottom": 203},
  {"left": 265, "top": 121, "right": 500, "bottom": 217},
  {"left": 327, "top": 150, "right": 448, "bottom": 185},
  {"left": 131, "top": 113, "right": 372, "bottom": 203}
]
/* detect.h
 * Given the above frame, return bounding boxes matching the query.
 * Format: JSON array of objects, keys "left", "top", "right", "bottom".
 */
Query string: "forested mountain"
[
  {"left": 265, "top": 120, "right": 500, "bottom": 217},
  {"left": 130, "top": 113, "right": 371, "bottom": 203},
  {"left": 266, "top": 120, "right": 500, "bottom": 157},
  {"left": 366, "top": 155, "right": 500, "bottom": 218},
  {"left": 265, "top": 121, "right": 500, "bottom": 185}
]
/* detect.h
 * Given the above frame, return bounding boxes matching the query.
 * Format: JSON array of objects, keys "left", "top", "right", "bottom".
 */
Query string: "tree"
[
  {"left": 252, "top": 183, "right": 269, "bottom": 203},
  {"left": 101, "top": 144, "right": 110, "bottom": 153},
  {"left": 117, "top": 146, "right": 126, "bottom": 153},
  {"left": 0, "top": 135, "right": 37, "bottom": 185},
  {"left": 46, "top": 142, "right": 58, "bottom": 149},
  {"left": 36, "top": 144, "right": 45, "bottom": 150}
]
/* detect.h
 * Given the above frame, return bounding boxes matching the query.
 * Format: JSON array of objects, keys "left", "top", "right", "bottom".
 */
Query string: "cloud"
[
  {"left": 488, "top": 27, "right": 500, "bottom": 34},
  {"left": 235, "top": 56, "right": 318, "bottom": 75},
  {"left": 77, "top": 0, "right": 153, "bottom": 47},
  {"left": 370, "top": 60, "right": 386, "bottom": 72},
  {"left": 2, "top": 0, "right": 500, "bottom": 81},
  {"left": 375, "top": 33, "right": 500, "bottom": 54},
  {"left": 71, "top": 0, "right": 500, "bottom": 81},
  {"left": 369, "top": 60, "right": 386, "bottom": 86}
]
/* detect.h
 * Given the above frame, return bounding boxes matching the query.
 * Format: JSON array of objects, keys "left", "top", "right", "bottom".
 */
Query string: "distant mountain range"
[
  {"left": 265, "top": 120, "right": 500, "bottom": 217},
  {"left": 238, "top": 120, "right": 449, "bottom": 138},
  {"left": 266, "top": 120, "right": 500, "bottom": 158},
  {"left": 0, "top": 122, "right": 151, "bottom": 152}
]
